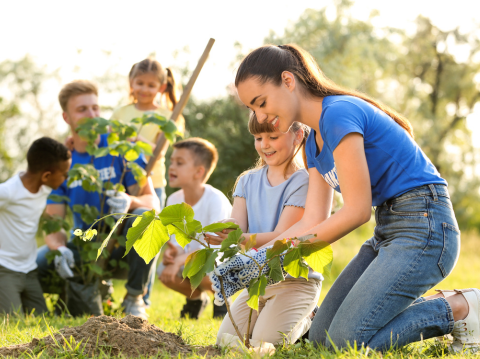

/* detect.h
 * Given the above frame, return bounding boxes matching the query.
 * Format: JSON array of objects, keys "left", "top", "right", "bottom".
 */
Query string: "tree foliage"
[{"left": 263, "top": 2, "right": 480, "bottom": 229}]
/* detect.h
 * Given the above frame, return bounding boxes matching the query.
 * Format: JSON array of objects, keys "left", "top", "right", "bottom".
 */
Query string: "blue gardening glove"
[
  {"left": 54, "top": 246, "right": 75, "bottom": 279},
  {"left": 106, "top": 190, "right": 132, "bottom": 219}
]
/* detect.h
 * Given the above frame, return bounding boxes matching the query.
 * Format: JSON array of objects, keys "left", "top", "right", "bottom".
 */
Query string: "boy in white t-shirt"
[
  {"left": 157, "top": 138, "right": 232, "bottom": 319},
  {"left": 0, "top": 137, "right": 71, "bottom": 315}
]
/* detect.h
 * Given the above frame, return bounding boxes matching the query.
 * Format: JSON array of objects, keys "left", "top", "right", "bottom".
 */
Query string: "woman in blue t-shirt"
[{"left": 228, "top": 44, "right": 478, "bottom": 352}]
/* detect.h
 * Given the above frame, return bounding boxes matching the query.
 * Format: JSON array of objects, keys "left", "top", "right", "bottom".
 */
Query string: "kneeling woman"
[{"left": 226, "top": 43, "right": 478, "bottom": 352}]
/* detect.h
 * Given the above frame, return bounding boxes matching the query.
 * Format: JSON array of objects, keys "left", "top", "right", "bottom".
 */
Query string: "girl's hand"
[
  {"left": 216, "top": 218, "right": 240, "bottom": 226},
  {"left": 162, "top": 241, "right": 178, "bottom": 265},
  {"left": 205, "top": 229, "right": 238, "bottom": 245}
]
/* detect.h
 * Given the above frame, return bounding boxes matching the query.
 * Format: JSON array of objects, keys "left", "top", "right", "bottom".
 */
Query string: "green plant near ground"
[
  {"left": 42, "top": 113, "right": 181, "bottom": 285},
  {"left": 4, "top": 226, "right": 480, "bottom": 357},
  {"left": 76, "top": 202, "right": 334, "bottom": 348}
]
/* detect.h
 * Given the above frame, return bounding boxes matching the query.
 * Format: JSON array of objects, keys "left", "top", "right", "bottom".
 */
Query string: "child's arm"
[
  {"left": 206, "top": 197, "right": 305, "bottom": 248},
  {"left": 44, "top": 204, "right": 69, "bottom": 250}
]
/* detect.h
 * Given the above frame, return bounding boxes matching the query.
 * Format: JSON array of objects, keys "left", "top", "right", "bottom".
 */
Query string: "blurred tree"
[
  {"left": 261, "top": 1, "right": 480, "bottom": 229},
  {"left": 0, "top": 55, "right": 62, "bottom": 182}
]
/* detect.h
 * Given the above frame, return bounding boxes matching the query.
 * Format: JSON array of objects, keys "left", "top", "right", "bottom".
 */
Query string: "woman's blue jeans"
[{"left": 309, "top": 184, "right": 461, "bottom": 351}]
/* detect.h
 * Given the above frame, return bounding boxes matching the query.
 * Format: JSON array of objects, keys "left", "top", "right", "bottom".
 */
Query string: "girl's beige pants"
[{"left": 216, "top": 278, "right": 322, "bottom": 345}]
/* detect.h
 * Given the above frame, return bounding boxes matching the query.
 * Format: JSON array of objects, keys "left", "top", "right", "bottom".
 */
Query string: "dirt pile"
[{"left": 0, "top": 315, "right": 220, "bottom": 358}]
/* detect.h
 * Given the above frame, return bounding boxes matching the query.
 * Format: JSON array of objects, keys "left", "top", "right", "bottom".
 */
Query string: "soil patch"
[{"left": 0, "top": 315, "right": 221, "bottom": 358}]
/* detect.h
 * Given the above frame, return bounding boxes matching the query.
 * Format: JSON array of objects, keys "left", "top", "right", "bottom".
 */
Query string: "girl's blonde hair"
[
  {"left": 129, "top": 58, "right": 179, "bottom": 111},
  {"left": 234, "top": 113, "right": 310, "bottom": 191}
]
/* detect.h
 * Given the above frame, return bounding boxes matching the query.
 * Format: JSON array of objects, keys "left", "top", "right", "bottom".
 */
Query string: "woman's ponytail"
[{"left": 236, "top": 44, "right": 414, "bottom": 138}]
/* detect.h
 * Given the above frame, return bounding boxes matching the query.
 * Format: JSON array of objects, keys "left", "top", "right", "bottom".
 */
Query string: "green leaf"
[
  {"left": 182, "top": 249, "right": 207, "bottom": 278},
  {"left": 125, "top": 210, "right": 156, "bottom": 256},
  {"left": 142, "top": 113, "right": 168, "bottom": 127},
  {"left": 166, "top": 221, "right": 199, "bottom": 248},
  {"left": 246, "top": 275, "right": 267, "bottom": 311},
  {"left": 268, "top": 256, "right": 285, "bottom": 282},
  {"left": 266, "top": 238, "right": 290, "bottom": 259},
  {"left": 94, "top": 146, "right": 110, "bottom": 158},
  {"left": 104, "top": 216, "right": 116, "bottom": 229},
  {"left": 124, "top": 148, "right": 139, "bottom": 162},
  {"left": 47, "top": 194, "right": 70, "bottom": 203},
  {"left": 299, "top": 240, "right": 333, "bottom": 277},
  {"left": 219, "top": 247, "right": 240, "bottom": 262},
  {"left": 118, "top": 260, "right": 129, "bottom": 270},
  {"left": 88, "top": 250, "right": 97, "bottom": 261},
  {"left": 159, "top": 203, "right": 194, "bottom": 226},
  {"left": 134, "top": 141, "right": 153, "bottom": 156},
  {"left": 202, "top": 222, "right": 240, "bottom": 233},
  {"left": 161, "top": 120, "right": 178, "bottom": 134},
  {"left": 107, "top": 132, "right": 120, "bottom": 145},
  {"left": 127, "top": 162, "right": 147, "bottom": 188},
  {"left": 283, "top": 247, "right": 309, "bottom": 279},
  {"left": 187, "top": 249, "right": 217, "bottom": 290},
  {"left": 97, "top": 215, "right": 127, "bottom": 259},
  {"left": 133, "top": 219, "right": 170, "bottom": 264},
  {"left": 109, "top": 259, "right": 118, "bottom": 267},
  {"left": 90, "top": 264, "right": 104, "bottom": 275},
  {"left": 220, "top": 228, "right": 243, "bottom": 252}
]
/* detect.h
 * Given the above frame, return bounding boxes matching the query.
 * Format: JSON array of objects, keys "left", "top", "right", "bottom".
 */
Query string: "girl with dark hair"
[{"left": 211, "top": 44, "right": 479, "bottom": 353}]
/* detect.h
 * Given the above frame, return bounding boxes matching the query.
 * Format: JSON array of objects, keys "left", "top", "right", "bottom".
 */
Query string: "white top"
[
  {"left": 167, "top": 184, "right": 232, "bottom": 253},
  {"left": 0, "top": 173, "right": 52, "bottom": 273}
]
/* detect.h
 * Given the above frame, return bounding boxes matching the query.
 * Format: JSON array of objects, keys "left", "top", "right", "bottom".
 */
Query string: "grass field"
[{"left": 2, "top": 221, "right": 480, "bottom": 358}]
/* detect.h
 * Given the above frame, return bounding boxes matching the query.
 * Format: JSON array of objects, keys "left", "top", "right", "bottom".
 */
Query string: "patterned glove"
[
  {"left": 210, "top": 247, "right": 288, "bottom": 305},
  {"left": 214, "top": 249, "right": 256, "bottom": 277},
  {"left": 54, "top": 246, "right": 75, "bottom": 279},
  {"left": 237, "top": 247, "right": 287, "bottom": 286},
  {"left": 106, "top": 190, "right": 132, "bottom": 219}
]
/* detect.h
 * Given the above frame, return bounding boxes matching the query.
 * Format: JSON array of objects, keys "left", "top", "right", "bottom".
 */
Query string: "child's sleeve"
[
  {"left": 284, "top": 174, "right": 309, "bottom": 208},
  {"left": 232, "top": 173, "right": 247, "bottom": 199},
  {"left": 0, "top": 182, "right": 12, "bottom": 210}
]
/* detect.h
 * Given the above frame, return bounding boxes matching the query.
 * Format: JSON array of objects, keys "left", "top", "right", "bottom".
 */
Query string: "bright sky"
[{"left": 2, "top": 0, "right": 479, "bottom": 138}]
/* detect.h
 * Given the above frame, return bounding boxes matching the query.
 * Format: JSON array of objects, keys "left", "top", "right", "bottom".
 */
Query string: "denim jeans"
[
  {"left": 37, "top": 208, "right": 159, "bottom": 296},
  {"left": 309, "top": 184, "right": 460, "bottom": 351}
]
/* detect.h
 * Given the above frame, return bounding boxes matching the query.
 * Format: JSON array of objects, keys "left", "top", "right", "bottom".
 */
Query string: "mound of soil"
[{"left": 0, "top": 315, "right": 220, "bottom": 358}]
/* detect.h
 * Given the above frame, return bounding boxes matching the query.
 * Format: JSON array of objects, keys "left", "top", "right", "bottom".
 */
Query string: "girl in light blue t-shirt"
[{"left": 206, "top": 116, "right": 322, "bottom": 345}]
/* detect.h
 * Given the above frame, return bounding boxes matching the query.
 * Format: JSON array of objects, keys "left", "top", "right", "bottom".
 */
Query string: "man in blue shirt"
[{"left": 36, "top": 80, "right": 160, "bottom": 319}]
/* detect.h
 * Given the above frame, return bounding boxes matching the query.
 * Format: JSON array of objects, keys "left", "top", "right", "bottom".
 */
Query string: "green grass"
[{"left": 3, "top": 221, "right": 480, "bottom": 358}]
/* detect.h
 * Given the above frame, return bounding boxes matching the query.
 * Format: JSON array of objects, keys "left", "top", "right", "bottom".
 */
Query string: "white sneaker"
[
  {"left": 447, "top": 289, "right": 480, "bottom": 353},
  {"left": 122, "top": 294, "right": 148, "bottom": 321}
]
